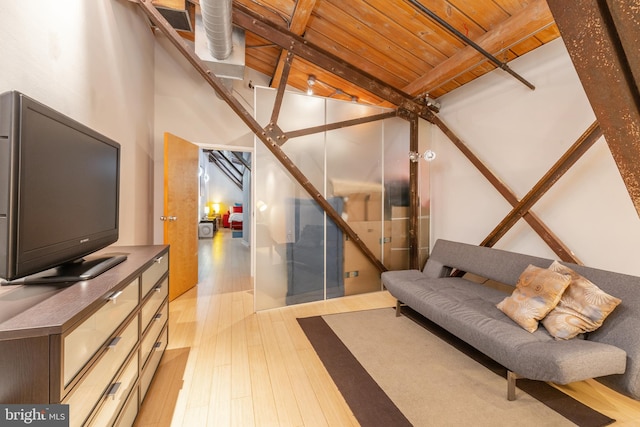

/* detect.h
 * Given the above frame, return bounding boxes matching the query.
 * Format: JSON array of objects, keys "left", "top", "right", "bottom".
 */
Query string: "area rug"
[{"left": 298, "top": 307, "right": 615, "bottom": 427}]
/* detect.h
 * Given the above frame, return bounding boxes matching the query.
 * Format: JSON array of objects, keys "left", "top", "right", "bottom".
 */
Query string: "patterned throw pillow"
[
  {"left": 541, "top": 261, "right": 622, "bottom": 340},
  {"left": 497, "top": 264, "right": 571, "bottom": 333}
]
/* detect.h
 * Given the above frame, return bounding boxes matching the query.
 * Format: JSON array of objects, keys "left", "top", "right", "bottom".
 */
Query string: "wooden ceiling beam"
[
  {"left": 403, "top": 0, "right": 554, "bottom": 97},
  {"left": 232, "top": 2, "right": 431, "bottom": 117},
  {"left": 547, "top": 0, "right": 640, "bottom": 219}
]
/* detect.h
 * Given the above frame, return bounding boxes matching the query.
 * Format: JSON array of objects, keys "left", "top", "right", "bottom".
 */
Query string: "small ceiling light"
[
  {"left": 307, "top": 75, "right": 316, "bottom": 86},
  {"left": 306, "top": 75, "right": 316, "bottom": 96}
]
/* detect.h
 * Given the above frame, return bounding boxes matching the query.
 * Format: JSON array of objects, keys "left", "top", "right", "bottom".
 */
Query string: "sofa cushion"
[
  {"left": 383, "top": 273, "right": 627, "bottom": 383},
  {"left": 496, "top": 264, "right": 571, "bottom": 333},
  {"left": 541, "top": 261, "right": 622, "bottom": 340}
]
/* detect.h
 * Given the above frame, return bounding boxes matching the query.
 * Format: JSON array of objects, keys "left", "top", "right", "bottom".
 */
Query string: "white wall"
[
  {"left": 430, "top": 38, "right": 640, "bottom": 276},
  {"left": 152, "top": 33, "right": 270, "bottom": 243},
  {"left": 203, "top": 158, "right": 244, "bottom": 212},
  {"left": 0, "top": 0, "right": 156, "bottom": 245}
]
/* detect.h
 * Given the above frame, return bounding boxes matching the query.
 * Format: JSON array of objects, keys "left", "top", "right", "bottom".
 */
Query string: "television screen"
[{"left": 0, "top": 91, "right": 122, "bottom": 284}]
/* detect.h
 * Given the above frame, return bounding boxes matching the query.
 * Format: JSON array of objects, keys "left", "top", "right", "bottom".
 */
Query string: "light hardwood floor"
[{"left": 135, "top": 229, "right": 640, "bottom": 426}]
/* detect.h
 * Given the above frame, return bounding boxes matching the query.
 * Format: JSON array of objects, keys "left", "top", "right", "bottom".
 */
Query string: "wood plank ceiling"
[
  {"left": 235, "top": 0, "right": 560, "bottom": 105},
  {"left": 159, "top": 0, "right": 560, "bottom": 106}
]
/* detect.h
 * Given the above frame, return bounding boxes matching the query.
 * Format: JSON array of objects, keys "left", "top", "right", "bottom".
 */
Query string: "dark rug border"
[
  {"left": 297, "top": 315, "right": 412, "bottom": 427},
  {"left": 298, "top": 306, "right": 615, "bottom": 427}
]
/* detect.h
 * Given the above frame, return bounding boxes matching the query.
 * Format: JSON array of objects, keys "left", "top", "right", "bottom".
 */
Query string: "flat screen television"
[{"left": 0, "top": 91, "right": 124, "bottom": 285}]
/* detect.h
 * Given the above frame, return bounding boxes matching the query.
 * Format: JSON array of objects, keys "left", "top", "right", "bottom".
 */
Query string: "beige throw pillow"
[
  {"left": 541, "top": 261, "right": 621, "bottom": 340},
  {"left": 497, "top": 264, "right": 571, "bottom": 333}
]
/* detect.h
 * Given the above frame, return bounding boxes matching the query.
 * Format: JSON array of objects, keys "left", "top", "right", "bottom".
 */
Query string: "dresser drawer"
[
  {"left": 141, "top": 277, "right": 168, "bottom": 332},
  {"left": 63, "top": 316, "right": 138, "bottom": 427},
  {"left": 115, "top": 387, "right": 139, "bottom": 427},
  {"left": 141, "top": 253, "right": 168, "bottom": 296},
  {"left": 63, "top": 278, "right": 140, "bottom": 387},
  {"left": 141, "top": 326, "right": 167, "bottom": 401},
  {"left": 141, "top": 302, "right": 168, "bottom": 368},
  {"left": 89, "top": 352, "right": 139, "bottom": 427}
]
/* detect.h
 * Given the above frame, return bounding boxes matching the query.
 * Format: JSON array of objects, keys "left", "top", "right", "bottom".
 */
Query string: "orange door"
[{"left": 164, "top": 132, "right": 199, "bottom": 301}]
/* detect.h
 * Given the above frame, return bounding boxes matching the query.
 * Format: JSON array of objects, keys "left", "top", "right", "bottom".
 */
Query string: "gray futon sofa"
[{"left": 381, "top": 239, "right": 640, "bottom": 400}]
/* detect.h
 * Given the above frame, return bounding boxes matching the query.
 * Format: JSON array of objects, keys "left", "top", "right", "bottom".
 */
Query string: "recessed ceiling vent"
[{"left": 156, "top": 6, "right": 192, "bottom": 32}]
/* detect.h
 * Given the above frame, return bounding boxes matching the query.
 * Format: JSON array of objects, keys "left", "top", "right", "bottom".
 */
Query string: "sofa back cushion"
[{"left": 423, "top": 239, "right": 552, "bottom": 286}]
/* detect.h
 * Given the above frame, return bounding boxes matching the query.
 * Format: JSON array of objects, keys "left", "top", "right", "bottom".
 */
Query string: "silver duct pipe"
[{"left": 200, "top": 0, "right": 233, "bottom": 60}]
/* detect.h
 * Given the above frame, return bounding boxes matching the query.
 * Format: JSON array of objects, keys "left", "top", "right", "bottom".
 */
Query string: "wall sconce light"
[
  {"left": 408, "top": 149, "right": 437, "bottom": 163},
  {"left": 424, "top": 149, "right": 437, "bottom": 161},
  {"left": 256, "top": 200, "right": 268, "bottom": 212}
]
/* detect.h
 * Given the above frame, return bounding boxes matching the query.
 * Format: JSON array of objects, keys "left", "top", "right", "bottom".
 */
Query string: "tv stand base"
[{"left": 1, "top": 254, "right": 127, "bottom": 286}]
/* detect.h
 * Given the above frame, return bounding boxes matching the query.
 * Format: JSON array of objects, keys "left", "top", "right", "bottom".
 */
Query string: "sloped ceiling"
[{"left": 156, "top": 0, "right": 560, "bottom": 105}]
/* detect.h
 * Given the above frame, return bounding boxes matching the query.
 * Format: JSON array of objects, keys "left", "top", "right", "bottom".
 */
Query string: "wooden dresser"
[{"left": 0, "top": 245, "right": 169, "bottom": 427}]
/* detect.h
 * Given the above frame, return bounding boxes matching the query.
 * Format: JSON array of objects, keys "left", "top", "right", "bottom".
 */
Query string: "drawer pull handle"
[
  {"left": 154, "top": 256, "right": 163, "bottom": 264},
  {"left": 107, "top": 382, "right": 121, "bottom": 399},
  {"left": 153, "top": 341, "right": 163, "bottom": 350},
  {"left": 153, "top": 286, "right": 162, "bottom": 293},
  {"left": 107, "top": 336, "right": 122, "bottom": 349},
  {"left": 154, "top": 313, "right": 163, "bottom": 321},
  {"left": 108, "top": 290, "right": 123, "bottom": 304}
]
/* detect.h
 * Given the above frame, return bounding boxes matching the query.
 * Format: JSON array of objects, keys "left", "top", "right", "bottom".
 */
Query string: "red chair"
[{"left": 222, "top": 211, "right": 230, "bottom": 228}]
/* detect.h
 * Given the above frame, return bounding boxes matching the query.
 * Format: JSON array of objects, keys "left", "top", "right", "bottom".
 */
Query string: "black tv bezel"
[{"left": 0, "top": 91, "right": 121, "bottom": 283}]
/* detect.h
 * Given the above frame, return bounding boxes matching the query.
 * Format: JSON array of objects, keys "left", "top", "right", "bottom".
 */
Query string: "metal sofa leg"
[
  {"left": 395, "top": 300, "right": 403, "bottom": 317},
  {"left": 507, "top": 371, "right": 520, "bottom": 401}
]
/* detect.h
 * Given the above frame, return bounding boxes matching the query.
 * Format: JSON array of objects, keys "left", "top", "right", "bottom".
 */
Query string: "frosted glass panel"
[
  {"left": 254, "top": 87, "right": 417, "bottom": 310},
  {"left": 326, "top": 123, "right": 383, "bottom": 295},
  {"left": 384, "top": 117, "right": 411, "bottom": 271}
]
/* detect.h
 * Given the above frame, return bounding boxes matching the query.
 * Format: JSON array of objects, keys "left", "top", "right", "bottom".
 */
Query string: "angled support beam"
[
  {"left": 210, "top": 156, "right": 242, "bottom": 189},
  {"left": 271, "top": 0, "right": 317, "bottom": 89},
  {"left": 482, "top": 122, "right": 602, "bottom": 249},
  {"left": 547, "top": 0, "right": 640, "bottom": 219},
  {"left": 286, "top": 111, "right": 398, "bottom": 139},
  {"left": 269, "top": 50, "right": 294, "bottom": 126},
  {"left": 232, "top": 151, "right": 251, "bottom": 171},
  {"left": 131, "top": 0, "right": 387, "bottom": 273},
  {"left": 215, "top": 150, "right": 245, "bottom": 179},
  {"left": 431, "top": 115, "right": 579, "bottom": 263}
]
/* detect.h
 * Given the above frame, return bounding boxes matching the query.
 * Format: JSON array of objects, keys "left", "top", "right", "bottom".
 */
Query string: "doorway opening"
[{"left": 197, "top": 147, "right": 252, "bottom": 285}]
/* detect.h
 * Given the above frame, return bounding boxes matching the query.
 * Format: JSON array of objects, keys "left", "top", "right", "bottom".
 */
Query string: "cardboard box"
[
  {"left": 391, "top": 218, "right": 408, "bottom": 249},
  {"left": 387, "top": 248, "right": 410, "bottom": 271},
  {"left": 391, "top": 206, "right": 409, "bottom": 219},
  {"left": 343, "top": 239, "right": 382, "bottom": 295},
  {"left": 344, "top": 192, "right": 383, "bottom": 222},
  {"left": 342, "top": 220, "right": 388, "bottom": 295}
]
